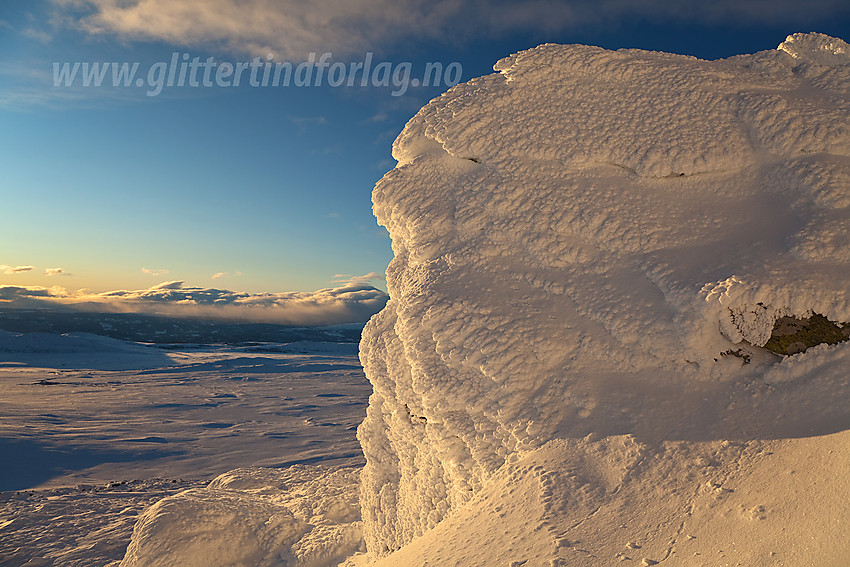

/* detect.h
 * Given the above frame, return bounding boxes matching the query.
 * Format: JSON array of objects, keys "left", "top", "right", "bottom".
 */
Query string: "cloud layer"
[
  {"left": 0, "top": 281, "right": 388, "bottom": 326},
  {"left": 54, "top": 0, "right": 850, "bottom": 60}
]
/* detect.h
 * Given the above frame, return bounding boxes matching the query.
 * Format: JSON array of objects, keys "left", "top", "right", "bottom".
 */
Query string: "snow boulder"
[
  {"left": 358, "top": 32, "right": 850, "bottom": 556},
  {"left": 120, "top": 466, "right": 363, "bottom": 567}
]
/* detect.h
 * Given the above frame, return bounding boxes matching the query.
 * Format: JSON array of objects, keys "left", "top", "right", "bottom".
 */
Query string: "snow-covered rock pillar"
[{"left": 358, "top": 33, "right": 850, "bottom": 555}]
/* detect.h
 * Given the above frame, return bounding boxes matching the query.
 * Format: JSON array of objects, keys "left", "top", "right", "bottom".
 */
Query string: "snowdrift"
[
  {"left": 0, "top": 330, "right": 174, "bottom": 370},
  {"left": 119, "top": 33, "right": 850, "bottom": 566}
]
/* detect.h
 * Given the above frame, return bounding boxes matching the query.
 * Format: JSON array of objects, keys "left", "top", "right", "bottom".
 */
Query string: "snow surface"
[
  {"left": 0, "top": 337, "right": 368, "bottom": 566},
  {"left": 357, "top": 31, "right": 850, "bottom": 562},
  {"left": 4, "top": 33, "right": 849, "bottom": 567},
  {"left": 0, "top": 330, "right": 175, "bottom": 370}
]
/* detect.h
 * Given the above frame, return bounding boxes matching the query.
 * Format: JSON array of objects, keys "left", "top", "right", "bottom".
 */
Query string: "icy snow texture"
[
  {"left": 358, "top": 32, "right": 850, "bottom": 554},
  {"left": 120, "top": 466, "right": 363, "bottom": 567}
]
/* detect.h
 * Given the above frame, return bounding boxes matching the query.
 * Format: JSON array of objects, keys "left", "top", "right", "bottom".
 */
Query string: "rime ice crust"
[
  {"left": 778, "top": 32, "right": 850, "bottom": 66},
  {"left": 359, "top": 34, "right": 850, "bottom": 555},
  {"left": 120, "top": 466, "right": 363, "bottom": 567}
]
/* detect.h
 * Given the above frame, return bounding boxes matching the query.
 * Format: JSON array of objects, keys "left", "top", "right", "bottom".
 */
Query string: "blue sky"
[{"left": 2, "top": 0, "right": 849, "bottom": 301}]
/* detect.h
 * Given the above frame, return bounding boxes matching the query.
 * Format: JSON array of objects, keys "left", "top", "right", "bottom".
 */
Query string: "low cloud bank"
[{"left": 0, "top": 281, "right": 388, "bottom": 326}]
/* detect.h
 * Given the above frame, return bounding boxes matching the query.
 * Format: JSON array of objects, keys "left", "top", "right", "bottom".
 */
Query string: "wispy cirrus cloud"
[
  {"left": 211, "top": 271, "right": 242, "bottom": 280},
  {"left": 45, "top": 267, "right": 71, "bottom": 276},
  {"left": 0, "top": 280, "right": 388, "bottom": 326},
  {"left": 0, "top": 265, "right": 35, "bottom": 274},
  {"left": 287, "top": 115, "right": 327, "bottom": 133},
  {"left": 141, "top": 267, "right": 169, "bottom": 276},
  {"left": 333, "top": 272, "right": 385, "bottom": 286}
]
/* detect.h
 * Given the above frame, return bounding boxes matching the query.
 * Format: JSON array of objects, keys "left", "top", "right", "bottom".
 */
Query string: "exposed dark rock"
[{"left": 764, "top": 314, "right": 850, "bottom": 355}]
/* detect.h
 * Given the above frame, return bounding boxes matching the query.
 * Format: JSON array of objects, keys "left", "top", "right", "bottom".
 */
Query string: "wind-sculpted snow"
[
  {"left": 358, "top": 32, "right": 850, "bottom": 555},
  {"left": 121, "top": 466, "right": 363, "bottom": 567}
]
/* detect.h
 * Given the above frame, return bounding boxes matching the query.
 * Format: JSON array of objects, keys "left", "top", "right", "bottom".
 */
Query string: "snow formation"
[
  {"left": 358, "top": 32, "right": 850, "bottom": 556},
  {"left": 120, "top": 466, "right": 363, "bottom": 567}
]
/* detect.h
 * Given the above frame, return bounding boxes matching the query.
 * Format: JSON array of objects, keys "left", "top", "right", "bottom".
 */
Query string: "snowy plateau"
[{"left": 4, "top": 32, "right": 850, "bottom": 566}]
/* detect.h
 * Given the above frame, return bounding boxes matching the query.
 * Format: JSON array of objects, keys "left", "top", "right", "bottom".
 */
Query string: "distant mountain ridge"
[{"left": 0, "top": 307, "right": 364, "bottom": 344}]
